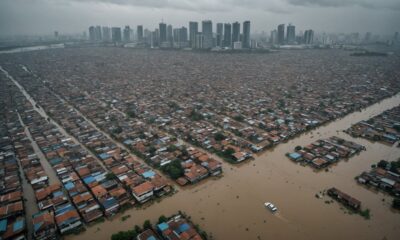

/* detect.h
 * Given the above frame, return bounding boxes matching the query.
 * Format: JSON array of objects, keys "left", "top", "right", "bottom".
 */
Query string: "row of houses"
[
  {"left": 287, "top": 136, "right": 365, "bottom": 169},
  {"left": 345, "top": 105, "right": 400, "bottom": 144},
  {"left": 50, "top": 86, "right": 223, "bottom": 186},
  {"left": 114, "top": 213, "right": 206, "bottom": 240},
  {"left": 357, "top": 163, "right": 400, "bottom": 197}
]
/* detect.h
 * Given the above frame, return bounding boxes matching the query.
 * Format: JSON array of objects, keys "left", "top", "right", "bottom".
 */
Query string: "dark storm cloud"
[
  {"left": 286, "top": 0, "right": 400, "bottom": 11},
  {"left": 0, "top": 0, "right": 399, "bottom": 36},
  {"left": 71, "top": 0, "right": 291, "bottom": 13}
]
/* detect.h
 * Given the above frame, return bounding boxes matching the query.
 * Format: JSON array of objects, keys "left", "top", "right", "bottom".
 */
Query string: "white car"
[{"left": 264, "top": 202, "right": 278, "bottom": 212}]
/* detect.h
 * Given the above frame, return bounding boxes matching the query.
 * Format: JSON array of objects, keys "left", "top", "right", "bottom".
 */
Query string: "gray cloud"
[{"left": 286, "top": 0, "right": 400, "bottom": 11}]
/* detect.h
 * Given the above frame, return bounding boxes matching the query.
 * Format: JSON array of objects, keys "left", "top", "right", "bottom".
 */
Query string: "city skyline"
[{"left": 0, "top": 0, "right": 399, "bottom": 37}]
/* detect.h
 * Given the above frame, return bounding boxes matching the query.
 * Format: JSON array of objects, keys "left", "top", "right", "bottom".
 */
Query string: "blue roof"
[
  {"left": 55, "top": 204, "right": 74, "bottom": 215},
  {"left": 142, "top": 170, "right": 156, "bottom": 179},
  {"left": 64, "top": 181, "right": 75, "bottom": 190},
  {"left": 53, "top": 191, "right": 64, "bottom": 198},
  {"left": 0, "top": 219, "right": 7, "bottom": 232},
  {"left": 289, "top": 152, "right": 302, "bottom": 159},
  {"left": 13, "top": 219, "right": 24, "bottom": 232},
  {"left": 147, "top": 237, "right": 156, "bottom": 240},
  {"left": 98, "top": 153, "right": 111, "bottom": 160},
  {"left": 103, "top": 197, "right": 118, "bottom": 209},
  {"left": 178, "top": 223, "right": 190, "bottom": 233},
  {"left": 157, "top": 222, "right": 169, "bottom": 231},
  {"left": 83, "top": 176, "right": 95, "bottom": 184},
  {"left": 123, "top": 139, "right": 134, "bottom": 145}
]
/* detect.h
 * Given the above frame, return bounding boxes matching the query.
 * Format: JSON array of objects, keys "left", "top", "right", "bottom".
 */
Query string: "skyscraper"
[
  {"left": 232, "top": 22, "right": 240, "bottom": 44},
  {"left": 303, "top": 29, "right": 314, "bottom": 45},
  {"left": 242, "top": 21, "right": 250, "bottom": 48},
  {"left": 202, "top": 20, "right": 213, "bottom": 49},
  {"left": 89, "top": 26, "right": 95, "bottom": 41},
  {"left": 102, "top": 26, "right": 111, "bottom": 42},
  {"left": 277, "top": 24, "right": 285, "bottom": 45},
  {"left": 216, "top": 23, "right": 223, "bottom": 47},
  {"left": 137, "top": 25, "right": 143, "bottom": 42},
  {"left": 159, "top": 23, "right": 167, "bottom": 43},
  {"left": 167, "top": 25, "right": 173, "bottom": 43},
  {"left": 123, "top": 25, "right": 131, "bottom": 42},
  {"left": 189, "top": 21, "right": 198, "bottom": 48},
  {"left": 223, "top": 23, "right": 232, "bottom": 48},
  {"left": 95, "top": 26, "right": 102, "bottom": 41},
  {"left": 270, "top": 30, "right": 278, "bottom": 45},
  {"left": 286, "top": 24, "right": 295, "bottom": 44},
  {"left": 111, "top": 27, "right": 122, "bottom": 42}
]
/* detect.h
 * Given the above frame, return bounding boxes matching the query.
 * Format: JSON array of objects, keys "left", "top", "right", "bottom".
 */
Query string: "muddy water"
[{"left": 63, "top": 94, "right": 400, "bottom": 240}]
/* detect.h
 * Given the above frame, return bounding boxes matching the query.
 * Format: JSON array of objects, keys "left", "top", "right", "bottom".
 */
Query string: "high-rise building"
[
  {"left": 167, "top": 24, "right": 173, "bottom": 43},
  {"left": 54, "top": 31, "right": 59, "bottom": 40},
  {"left": 89, "top": 26, "right": 96, "bottom": 41},
  {"left": 189, "top": 21, "right": 198, "bottom": 48},
  {"left": 137, "top": 25, "right": 143, "bottom": 42},
  {"left": 202, "top": 20, "right": 213, "bottom": 49},
  {"left": 232, "top": 22, "right": 240, "bottom": 43},
  {"left": 159, "top": 23, "right": 167, "bottom": 43},
  {"left": 277, "top": 24, "right": 285, "bottom": 45},
  {"left": 216, "top": 23, "right": 223, "bottom": 47},
  {"left": 223, "top": 23, "right": 232, "bottom": 48},
  {"left": 195, "top": 33, "right": 203, "bottom": 49},
  {"left": 95, "top": 26, "right": 102, "bottom": 41},
  {"left": 123, "top": 25, "right": 131, "bottom": 42},
  {"left": 102, "top": 26, "right": 111, "bottom": 42},
  {"left": 286, "top": 24, "right": 295, "bottom": 44},
  {"left": 303, "top": 29, "right": 314, "bottom": 45},
  {"left": 270, "top": 30, "right": 278, "bottom": 45},
  {"left": 242, "top": 21, "right": 250, "bottom": 48},
  {"left": 111, "top": 27, "right": 122, "bottom": 42}
]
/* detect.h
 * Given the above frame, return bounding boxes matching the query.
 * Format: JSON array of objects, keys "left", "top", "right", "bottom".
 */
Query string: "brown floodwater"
[{"left": 61, "top": 93, "right": 400, "bottom": 240}]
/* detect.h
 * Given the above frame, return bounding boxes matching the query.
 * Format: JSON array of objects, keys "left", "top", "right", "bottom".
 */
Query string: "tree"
[
  {"left": 134, "top": 225, "right": 142, "bottom": 234},
  {"left": 105, "top": 172, "right": 116, "bottom": 181},
  {"left": 222, "top": 148, "right": 235, "bottom": 160},
  {"left": 214, "top": 132, "right": 226, "bottom": 141},
  {"left": 233, "top": 115, "right": 244, "bottom": 122},
  {"left": 294, "top": 145, "right": 302, "bottom": 151},
  {"left": 158, "top": 215, "right": 168, "bottom": 224},
  {"left": 377, "top": 160, "right": 389, "bottom": 169},
  {"left": 111, "top": 230, "right": 137, "bottom": 240},
  {"left": 143, "top": 220, "right": 152, "bottom": 230},
  {"left": 161, "top": 159, "right": 184, "bottom": 180}
]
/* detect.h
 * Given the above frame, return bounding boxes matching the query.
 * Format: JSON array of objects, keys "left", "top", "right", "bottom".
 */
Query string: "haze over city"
[
  {"left": 0, "top": 0, "right": 399, "bottom": 36},
  {"left": 1, "top": 1, "right": 400, "bottom": 240}
]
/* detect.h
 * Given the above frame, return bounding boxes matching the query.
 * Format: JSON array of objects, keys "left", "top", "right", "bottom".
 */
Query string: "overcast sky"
[{"left": 0, "top": 0, "right": 399, "bottom": 37}]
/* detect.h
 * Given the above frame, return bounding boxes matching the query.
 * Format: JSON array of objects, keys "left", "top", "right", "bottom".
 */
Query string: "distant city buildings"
[
  {"left": 137, "top": 25, "right": 143, "bottom": 42},
  {"left": 123, "top": 25, "right": 131, "bottom": 42},
  {"left": 242, "top": 21, "right": 251, "bottom": 49},
  {"left": 189, "top": 21, "right": 198, "bottom": 48},
  {"left": 277, "top": 24, "right": 285, "bottom": 45},
  {"left": 202, "top": 20, "right": 213, "bottom": 49},
  {"left": 223, "top": 23, "right": 232, "bottom": 48},
  {"left": 304, "top": 29, "right": 314, "bottom": 45},
  {"left": 111, "top": 27, "right": 122, "bottom": 42},
  {"left": 286, "top": 24, "right": 295, "bottom": 44},
  {"left": 86, "top": 19, "right": 327, "bottom": 49}
]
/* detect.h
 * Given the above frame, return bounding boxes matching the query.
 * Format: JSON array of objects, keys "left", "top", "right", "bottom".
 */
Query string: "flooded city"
[
  {"left": 1, "top": 3, "right": 400, "bottom": 239},
  {"left": 65, "top": 93, "right": 400, "bottom": 240}
]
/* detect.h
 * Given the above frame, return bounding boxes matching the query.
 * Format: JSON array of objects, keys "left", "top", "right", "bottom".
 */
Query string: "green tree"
[
  {"left": 158, "top": 215, "right": 168, "bottom": 224},
  {"left": 214, "top": 132, "right": 226, "bottom": 141},
  {"left": 143, "top": 220, "right": 152, "bottom": 230}
]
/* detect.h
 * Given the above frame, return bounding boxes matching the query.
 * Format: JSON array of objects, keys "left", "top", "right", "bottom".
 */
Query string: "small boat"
[{"left": 264, "top": 202, "right": 278, "bottom": 212}]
